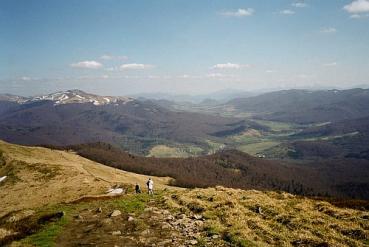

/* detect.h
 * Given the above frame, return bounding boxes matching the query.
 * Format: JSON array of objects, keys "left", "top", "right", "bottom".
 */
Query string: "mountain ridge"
[
  {"left": 225, "top": 88, "right": 369, "bottom": 123},
  {"left": 0, "top": 90, "right": 251, "bottom": 154},
  {"left": 0, "top": 89, "right": 134, "bottom": 106}
]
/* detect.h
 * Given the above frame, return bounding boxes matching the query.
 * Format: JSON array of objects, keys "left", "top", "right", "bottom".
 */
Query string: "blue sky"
[{"left": 1, "top": 0, "right": 369, "bottom": 96}]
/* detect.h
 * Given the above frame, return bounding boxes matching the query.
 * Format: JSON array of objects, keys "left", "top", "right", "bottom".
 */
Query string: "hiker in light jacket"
[{"left": 146, "top": 178, "right": 154, "bottom": 195}]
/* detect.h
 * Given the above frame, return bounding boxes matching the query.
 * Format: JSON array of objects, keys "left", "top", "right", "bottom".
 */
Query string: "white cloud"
[
  {"left": 280, "top": 9, "right": 295, "bottom": 15},
  {"left": 320, "top": 27, "right": 337, "bottom": 33},
  {"left": 220, "top": 8, "right": 255, "bottom": 17},
  {"left": 292, "top": 2, "right": 307, "bottom": 8},
  {"left": 120, "top": 63, "right": 153, "bottom": 70},
  {"left": 212, "top": 63, "right": 250, "bottom": 70},
  {"left": 101, "top": 54, "right": 128, "bottom": 60},
  {"left": 323, "top": 62, "right": 338, "bottom": 67},
  {"left": 349, "top": 13, "right": 369, "bottom": 18},
  {"left": 70, "top": 60, "right": 103, "bottom": 69},
  {"left": 265, "top": 70, "right": 276, "bottom": 73},
  {"left": 343, "top": 0, "right": 369, "bottom": 13}
]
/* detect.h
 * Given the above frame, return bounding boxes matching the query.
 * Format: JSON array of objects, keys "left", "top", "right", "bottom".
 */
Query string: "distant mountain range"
[
  {"left": 2, "top": 88, "right": 369, "bottom": 159},
  {"left": 0, "top": 90, "right": 251, "bottom": 153},
  {"left": 132, "top": 89, "right": 257, "bottom": 104},
  {"left": 225, "top": 88, "right": 369, "bottom": 124},
  {"left": 215, "top": 88, "right": 369, "bottom": 161},
  {"left": 0, "top": 89, "right": 133, "bottom": 105}
]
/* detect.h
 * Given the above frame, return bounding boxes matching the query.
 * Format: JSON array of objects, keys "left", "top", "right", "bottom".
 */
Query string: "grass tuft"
[{"left": 22, "top": 216, "right": 68, "bottom": 247}]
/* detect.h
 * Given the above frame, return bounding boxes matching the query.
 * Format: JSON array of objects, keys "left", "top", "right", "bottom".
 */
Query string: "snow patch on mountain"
[
  {"left": 26, "top": 90, "right": 134, "bottom": 106},
  {"left": 0, "top": 90, "right": 134, "bottom": 106}
]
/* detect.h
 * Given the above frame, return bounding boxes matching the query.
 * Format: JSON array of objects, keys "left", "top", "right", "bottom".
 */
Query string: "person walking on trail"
[
  {"left": 146, "top": 178, "right": 154, "bottom": 195},
  {"left": 135, "top": 183, "right": 141, "bottom": 194}
]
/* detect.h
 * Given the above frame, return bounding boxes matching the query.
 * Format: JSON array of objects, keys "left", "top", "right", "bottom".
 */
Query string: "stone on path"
[
  {"left": 0, "top": 176, "right": 7, "bottom": 183},
  {"left": 110, "top": 210, "right": 121, "bottom": 217},
  {"left": 111, "top": 230, "right": 121, "bottom": 235},
  {"left": 188, "top": 239, "right": 198, "bottom": 245}
]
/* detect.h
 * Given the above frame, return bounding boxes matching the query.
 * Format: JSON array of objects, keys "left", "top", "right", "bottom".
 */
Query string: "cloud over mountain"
[{"left": 120, "top": 63, "right": 154, "bottom": 70}]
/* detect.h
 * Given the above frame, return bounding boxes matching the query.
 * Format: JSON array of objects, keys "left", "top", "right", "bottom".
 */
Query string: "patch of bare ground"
[
  {"left": 54, "top": 195, "right": 192, "bottom": 247},
  {"left": 1, "top": 192, "right": 211, "bottom": 247}
]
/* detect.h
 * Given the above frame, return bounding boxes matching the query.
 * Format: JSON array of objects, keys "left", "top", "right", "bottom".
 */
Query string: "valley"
[
  {"left": 1, "top": 89, "right": 369, "bottom": 200},
  {"left": 3, "top": 89, "right": 369, "bottom": 161},
  {"left": 147, "top": 88, "right": 369, "bottom": 161}
]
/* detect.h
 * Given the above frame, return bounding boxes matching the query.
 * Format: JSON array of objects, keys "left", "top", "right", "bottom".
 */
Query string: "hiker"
[
  {"left": 135, "top": 183, "right": 141, "bottom": 194},
  {"left": 146, "top": 178, "right": 154, "bottom": 195}
]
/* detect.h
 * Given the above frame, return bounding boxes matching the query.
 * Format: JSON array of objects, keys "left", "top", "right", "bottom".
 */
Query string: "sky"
[{"left": 1, "top": 0, "right": 369, "bottom": 96}]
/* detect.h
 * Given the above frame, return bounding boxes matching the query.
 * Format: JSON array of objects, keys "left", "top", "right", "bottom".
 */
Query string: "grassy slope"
[
  {"left": 0, "top": 140, "right": 173, "bottom": 218},
  {"left": 168, "top": 187, "right": 369, "bottom": 247}
]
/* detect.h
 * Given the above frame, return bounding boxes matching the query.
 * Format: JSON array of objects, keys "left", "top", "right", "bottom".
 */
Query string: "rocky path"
[
  {"left": 2, "top": 192, "right": 229, "bottom": 246},
  {"left": 54, "top": 196, "right": 221, "bottom": 247}
]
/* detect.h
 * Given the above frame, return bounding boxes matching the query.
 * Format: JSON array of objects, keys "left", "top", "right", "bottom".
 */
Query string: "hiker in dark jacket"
[{"left": 135, "top": 183, "right": 141, "bottom": 194}]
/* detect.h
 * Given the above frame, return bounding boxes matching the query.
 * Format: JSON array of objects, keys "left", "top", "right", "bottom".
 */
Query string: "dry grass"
[
  {"left": 167, "top": 186, "right": 369, "bottom": 246},
  {"left": 0, "top": 140, "right": 175, "bottom": 218}
]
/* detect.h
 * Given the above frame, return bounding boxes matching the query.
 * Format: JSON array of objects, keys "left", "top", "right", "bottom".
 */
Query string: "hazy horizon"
[
  {"left": 2, "top": 0, "right": 369, "bottom": 96},
  {"left": 2, "top": 84, "right": 369, "bottom": 99}
]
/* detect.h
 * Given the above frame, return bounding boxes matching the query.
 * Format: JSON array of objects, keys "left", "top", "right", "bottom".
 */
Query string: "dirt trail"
[{"left": 56, "top": 200, "right": 189, "bottom": 247}]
